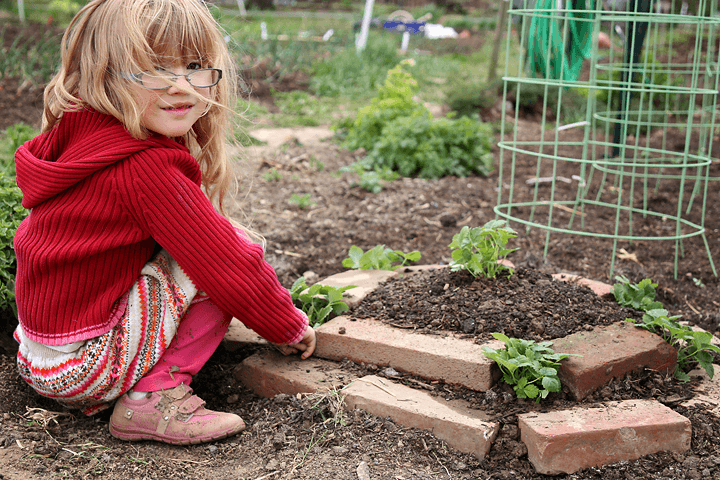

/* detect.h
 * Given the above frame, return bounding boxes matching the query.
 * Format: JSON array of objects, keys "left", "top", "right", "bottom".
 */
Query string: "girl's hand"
[{"left": 272, "top": 327, "right": 316, "bottom": 360}]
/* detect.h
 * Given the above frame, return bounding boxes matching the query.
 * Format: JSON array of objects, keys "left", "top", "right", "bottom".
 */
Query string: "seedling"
[
  {"left": 262, "top": 168, "right": 283, "bottom": 182},
  {"left": 612, "top": 275, "right": 662, "bottom": 311},
  {"left": 290, "top": 277, "right": 355, "bottom": 328},
  {"left": 342, "top": 245, "right": 421, "bottom": 271},
  {"left": 627, "top": 309, "right": 720, "bottom": 382},
  {"left": 340, "top": 163, "right": 399, "bottom": 194},
  {"left": 288, "top": 193, "right": 316, "bottom": 209},
  {"left": 448, "top": 220, "right": 517, "bottom": 279},
  {"left": 482, "top": 333, "right": 580, "bottom": 402}
]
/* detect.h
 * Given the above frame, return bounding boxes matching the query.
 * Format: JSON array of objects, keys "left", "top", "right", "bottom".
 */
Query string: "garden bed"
[{"left": 1, "top": 12, "right": 719, "bottom": 480}]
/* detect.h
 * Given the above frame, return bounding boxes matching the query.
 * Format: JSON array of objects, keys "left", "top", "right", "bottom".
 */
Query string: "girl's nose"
[{"left": 167, "top": 74, "right": 193, "bottom": 93}]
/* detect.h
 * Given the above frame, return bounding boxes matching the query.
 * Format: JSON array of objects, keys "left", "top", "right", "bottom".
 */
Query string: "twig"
[
  {"left": 431, "top": 451, "right": 451, "bottom": 478},
  {"left": 552, "top": 203, "right": 586, "bottom": 217},
  {"left": 167, "top": 458, "right": 210, "bottom": 465},
  {"left": 274, "top": 249, "right": 303, "bottom": 257}
]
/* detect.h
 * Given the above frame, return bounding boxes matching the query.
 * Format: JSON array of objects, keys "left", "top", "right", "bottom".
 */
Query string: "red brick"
[
  {"left": 315, "top": 316, "right": 503, "bottom": 391},
  {"left": 551, "top": 273, "right": 613, "bottom": 297},
  {"left": 234, "top": 350, "right": 355, "bottom": 398},
  {"left": 552, "top": 321, "right": 677, "bottom": 400},
  {"left": 519, "top": 399, "right": 691, "bottom": 475},
  {"left": 343, "top": 375, "right": 499, "bottom": 460},
  {"left": 223, "top": 319, "right": 267, "bottom": 351}
]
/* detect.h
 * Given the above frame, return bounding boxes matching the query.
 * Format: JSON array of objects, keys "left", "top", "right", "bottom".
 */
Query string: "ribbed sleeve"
[
  {"left": 116, "top": 150, "right": 308, "bottom": 344},
  {"left": 14, "top": 108, "right": 307, "bottom": 346}
]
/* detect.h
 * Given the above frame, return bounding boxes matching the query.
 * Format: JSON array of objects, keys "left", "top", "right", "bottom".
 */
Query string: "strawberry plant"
[
  {"left": 290, "top": 277, "right": 355, "bottom": 328},
  {"left": 612, "top": 275, "right": 663, "bottom": 312},
  {"left": 482, "top": 333, "right": 580, "bottom": 402},
  {"left": 342, "top": 245, "right": 421, "bottom": 271},
  {"left": 627, "top": 309, "right": 720, "bottom": 382},
  {"left": 448, "top": 220, "right": 517, "bottom": 279}
]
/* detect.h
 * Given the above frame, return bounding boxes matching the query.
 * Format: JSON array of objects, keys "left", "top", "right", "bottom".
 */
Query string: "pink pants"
[{"left": 133, "top": 298, "right": 232, "bottom": 392}]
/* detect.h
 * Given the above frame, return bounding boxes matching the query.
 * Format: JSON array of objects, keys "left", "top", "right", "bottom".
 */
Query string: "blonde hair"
[{"left": 43, "top": 0, "right": 238, "bottom": 216}]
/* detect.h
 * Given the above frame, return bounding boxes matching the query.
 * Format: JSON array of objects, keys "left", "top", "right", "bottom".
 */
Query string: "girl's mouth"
[{"left": 162, "top": 104, "right": 193, "bottom": 113}]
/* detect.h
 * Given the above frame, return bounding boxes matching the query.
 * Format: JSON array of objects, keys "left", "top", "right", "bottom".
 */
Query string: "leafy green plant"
[
  {"left": 612, "top": 275, "right": 663, "bottom": 312},
  {"left": 340, "top": 163, "right": 399, "bottom": 193},
  {"left": 309, "top": 155, "right": 324, "bottom": 172},
  {"left": 482, "top": 333, "right": 580, "bottom": 402},
  {"left": 0, "top": 123, "right": 38, "bottom": 176},
  {"left": 627, "top": 309, "right": 720, "bottom": 382},
  {"left": 262, "top": 168, "right": 283, "bottom": 182},
  {"left": 342, "top": 245, "right": 421, "bottom": 271},
  {"left": 339, "top": 63, "right": 494, "bottom": 179},
  {"left": 289, "top": 277, "right": 355, "bottom": 328},
  {"left": 448, "top": 220, "right": 517, "bottom": 279},
  {"left": 288, "top": 193, "right": 315, "bottom": 209},
  {"left": 0, "top": 173, "right": 29, "bottom": 317}
]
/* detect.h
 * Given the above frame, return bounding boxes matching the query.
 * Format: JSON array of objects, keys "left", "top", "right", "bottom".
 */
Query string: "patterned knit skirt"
[{"left": 14, "top": 250, "right": 200, "bottom": 415}]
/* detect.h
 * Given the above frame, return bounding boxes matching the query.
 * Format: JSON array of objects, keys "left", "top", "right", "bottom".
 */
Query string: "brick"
[
  {"left": 234, "top": 350, "right": 355, "bottom": 398},
  {"left": 682, "top": 366, "right": 720, "bottom": 415},
  {"left": 551, "top": 273, "right": 613, "bottom": 297},
  {"left": 519, "top": 399, "right": 691, "bottom": 475},
  {"left": 551, "top": 321, "right": 677, "bottom": 400},
  {"left": 223, "top": 319, "right": 267, "bottom": 351},
  {"left": 343, "top": 375, "right": 499, "bottom": 460},
  {"left": 315, "top": 269, "right": 398, "bottom": 308},
  {"left": 315, "top": 316, "right": 503, "bottom": 391}
]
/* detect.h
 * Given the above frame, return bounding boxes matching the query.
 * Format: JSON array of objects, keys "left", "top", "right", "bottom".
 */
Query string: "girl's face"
[{"left": 130, "top": 62, "right": 211, "bottom": 138}]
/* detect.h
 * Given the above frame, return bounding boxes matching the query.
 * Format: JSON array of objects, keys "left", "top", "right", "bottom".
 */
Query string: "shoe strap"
[
  {"left": 154, "top": 391, "right": 207, "bottom": 434},
  {"left": 177, "top": 395, "right": 205, "bottom": 415}
]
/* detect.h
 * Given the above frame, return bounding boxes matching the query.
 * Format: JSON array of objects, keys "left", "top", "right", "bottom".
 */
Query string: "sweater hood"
[{"left": 15, "top": 108, "right": 185, "bottom": 209}]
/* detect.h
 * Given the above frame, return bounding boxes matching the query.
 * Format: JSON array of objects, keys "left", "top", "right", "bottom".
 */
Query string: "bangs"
[{"left": 128, "top": 0, "right": 224, "bottom": 71}]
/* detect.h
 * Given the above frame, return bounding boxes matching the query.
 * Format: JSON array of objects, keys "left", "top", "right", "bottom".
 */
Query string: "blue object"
[{"left": 383, "top": 20, "right": 425, "bottom": 34}]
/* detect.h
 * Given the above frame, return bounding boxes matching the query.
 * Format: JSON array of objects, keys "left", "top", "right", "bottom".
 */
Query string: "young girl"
[{"left": 12, "top": 0, "right": 316, "bottom": 445}]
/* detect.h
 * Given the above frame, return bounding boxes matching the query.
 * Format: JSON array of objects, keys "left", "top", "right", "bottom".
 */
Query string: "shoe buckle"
[{"left": 124, "top": 408, "right": 134, "bottom": 419}]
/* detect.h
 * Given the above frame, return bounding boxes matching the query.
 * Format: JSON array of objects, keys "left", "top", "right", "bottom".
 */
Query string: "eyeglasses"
[{"left": 125, "top": 68, "right": 222, "bottom": 90}]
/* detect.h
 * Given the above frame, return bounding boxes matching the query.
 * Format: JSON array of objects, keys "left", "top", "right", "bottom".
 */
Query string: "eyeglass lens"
[{"left": 140, "top": 69, "right": 220, "bottom": 89}]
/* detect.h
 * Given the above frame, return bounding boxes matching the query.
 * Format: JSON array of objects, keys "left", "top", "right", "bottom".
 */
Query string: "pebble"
[
  {"left": 383, "top": 367, "right": 400, "bottom": 377},
  {"left": 332, "top": 446, "right": 348, "bottom": 455},
  {"left": 302, "top": 271, "right": 319, "bottom": 285},
  {"left": 207, "top": 445, "right": 218, "bottom": 454},
  {"left": 356, "top": 461, "right": 371, "bottom": 480}
]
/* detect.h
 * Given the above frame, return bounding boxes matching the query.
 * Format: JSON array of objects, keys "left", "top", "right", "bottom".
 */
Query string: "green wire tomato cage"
[{"left": 496, "top": 0, "right": 719, "bottom": 278}]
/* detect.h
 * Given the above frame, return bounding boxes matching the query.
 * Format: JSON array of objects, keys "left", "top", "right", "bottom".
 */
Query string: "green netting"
[{"left": 497, "top": 0, "right": 719, "bottom": 278}]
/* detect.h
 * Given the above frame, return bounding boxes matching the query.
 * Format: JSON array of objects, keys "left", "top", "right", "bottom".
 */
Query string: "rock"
[
  {"left": 357, "top": 461, "right": 371, "bottom": 480},
  {"left": 303, "top": 270, "right": 320, "bottom": 285},
  {"left": 332, "top": 446, "right": 349, "bottom": 455}
]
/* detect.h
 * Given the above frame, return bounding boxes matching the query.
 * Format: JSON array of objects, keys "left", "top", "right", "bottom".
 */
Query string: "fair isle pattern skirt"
[{"left": 14, "top": 250, "right": 200, "bottom": 416}]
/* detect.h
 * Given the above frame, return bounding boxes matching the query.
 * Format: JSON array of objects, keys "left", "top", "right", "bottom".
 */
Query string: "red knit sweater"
[{"left": 14, "top": 108, "right": 307, "bottom": 346}]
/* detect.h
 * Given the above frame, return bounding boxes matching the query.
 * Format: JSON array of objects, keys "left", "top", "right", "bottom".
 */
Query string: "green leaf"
[
  {"left": 674, "top": 368, "right": 691, "bottom": 383},
  {"left": 523, "top": 383, "right": 540, "bottom": 399}
]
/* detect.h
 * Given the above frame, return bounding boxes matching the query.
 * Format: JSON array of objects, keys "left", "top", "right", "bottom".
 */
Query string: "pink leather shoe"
[{"left": 109, "top": 384, "right": 245, "bottom": 445}]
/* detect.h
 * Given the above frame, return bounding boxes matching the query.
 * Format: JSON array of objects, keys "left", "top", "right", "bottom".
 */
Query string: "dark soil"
[
  {"left": 353, "top": 267, "right": 644, "bottom": 342},
  {"left": 2, "top": 15, "right": 720, "bottom": 480}
]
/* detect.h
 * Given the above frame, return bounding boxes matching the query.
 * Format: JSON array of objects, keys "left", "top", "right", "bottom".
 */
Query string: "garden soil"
[{"left": 2, "top": 18, "right": 720, "bottom": 480}]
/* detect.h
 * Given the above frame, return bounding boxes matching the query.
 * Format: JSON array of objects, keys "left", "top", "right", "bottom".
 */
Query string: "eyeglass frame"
[{"left": 122, "top": 68, "right": 223, "bottom": 90}]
